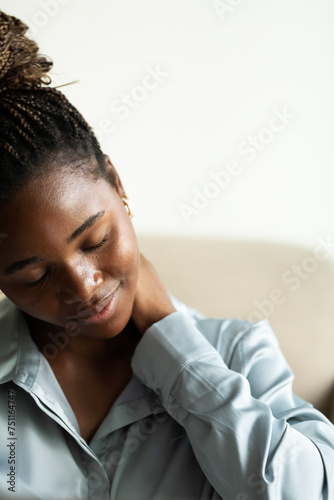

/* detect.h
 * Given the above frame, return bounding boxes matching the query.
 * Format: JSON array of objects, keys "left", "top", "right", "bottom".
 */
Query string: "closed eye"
[
  {"left": 25, "top": 236, "right": 109, "bottom": 288},
  {"left": 83, "top": 235, "right": 108, "bottom": 253},
  {"left": 25, "top": 269, "right": 51, "bottom": 288}
]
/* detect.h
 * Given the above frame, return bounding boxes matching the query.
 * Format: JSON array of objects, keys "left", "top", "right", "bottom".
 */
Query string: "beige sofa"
[
  {"left": 1, "top": 236, "right": 333, "bottom": 422},
  {"left": 137, "top": 235, "right": 334, "bottom": 423}
]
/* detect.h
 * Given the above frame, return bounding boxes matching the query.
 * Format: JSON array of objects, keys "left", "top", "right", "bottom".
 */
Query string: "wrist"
[{"left": 137, "top": 306, "right": 177, "bottom": 335}]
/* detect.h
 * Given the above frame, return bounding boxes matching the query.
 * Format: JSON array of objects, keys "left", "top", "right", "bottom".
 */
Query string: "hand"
[{"left": 131, "top": 253, "right": 177, "bottom": 335}]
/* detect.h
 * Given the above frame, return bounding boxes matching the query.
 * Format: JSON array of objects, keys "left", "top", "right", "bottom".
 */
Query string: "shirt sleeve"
[{"left": 131, "top": 310, "right": 334, "bottom": 500}]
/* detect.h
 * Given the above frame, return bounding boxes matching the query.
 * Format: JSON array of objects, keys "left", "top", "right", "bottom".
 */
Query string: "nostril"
[
  {"left": 60, "top": 289, "right": 96, "bottom": 306},
  {"left": 58, "top": 274, "right": 103, "bottom": 306}
]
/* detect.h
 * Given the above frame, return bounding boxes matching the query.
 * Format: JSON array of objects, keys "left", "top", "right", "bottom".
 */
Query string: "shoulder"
[
  {"left": 0, "top": 297, "right": 23, "bottom": 383},
  {"left": 168, "top": 293, "right": 281, "bottom": 370},
  {"left": 0, "top": 296, "right": 22, "bottom": 333}
]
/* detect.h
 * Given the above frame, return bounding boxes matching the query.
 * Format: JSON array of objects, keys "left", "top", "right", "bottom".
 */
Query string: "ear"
[{"left": 103, "top": 154, "right": 126, "bottom": 198}]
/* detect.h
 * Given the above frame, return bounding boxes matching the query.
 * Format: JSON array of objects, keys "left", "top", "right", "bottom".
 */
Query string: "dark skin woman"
[
  {"left": 0, "top": 12, "right": 175, "bottom": 443},
  {"left": 1, "top": 11, "right": 334, "bottom": 500},
  {"left": 0, "top": 161, "right": 176, "bottom": 442}
]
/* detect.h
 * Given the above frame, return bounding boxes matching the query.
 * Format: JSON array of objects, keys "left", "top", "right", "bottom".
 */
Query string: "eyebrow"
[
  {"left": 66, "top": 211, "right": 105, "bottom": 244},
  {"left": 3, "top": 210, "right": 105, "bottom": 276}
]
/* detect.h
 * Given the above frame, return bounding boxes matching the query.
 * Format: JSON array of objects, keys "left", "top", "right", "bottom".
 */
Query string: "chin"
[{"left": 74, "top": 309, "right": 132, "bottom": 340}]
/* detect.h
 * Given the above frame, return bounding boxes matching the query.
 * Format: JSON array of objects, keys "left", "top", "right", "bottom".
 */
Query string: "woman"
[{"left": 0, "top": 11, "right": 333, "bottom": 500}]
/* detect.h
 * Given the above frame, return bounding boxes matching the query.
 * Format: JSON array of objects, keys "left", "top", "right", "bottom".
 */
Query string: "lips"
[{"left": 70, "top": 286, "right": 119, "bottom": 320}]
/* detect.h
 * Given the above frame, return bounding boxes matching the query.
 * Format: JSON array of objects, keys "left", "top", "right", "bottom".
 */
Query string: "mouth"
[{"left": 70, "top": 285, "right": 120, "bottom": 324}]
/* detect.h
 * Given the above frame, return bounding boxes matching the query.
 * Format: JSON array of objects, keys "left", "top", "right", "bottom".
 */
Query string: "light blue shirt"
[{"left": 0, "top": 293, "right": 333, "bottom": 499}]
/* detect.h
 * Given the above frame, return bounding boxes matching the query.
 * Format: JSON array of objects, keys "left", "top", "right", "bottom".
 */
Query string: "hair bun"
[{"left": 0, "top": 11, "right": 53, "bottom": 92}]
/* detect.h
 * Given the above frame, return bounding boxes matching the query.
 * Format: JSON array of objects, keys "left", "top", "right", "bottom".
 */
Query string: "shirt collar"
[
  {"left": 0, "top": 296, "right": 29, "bottom": 384},
  {"left": 0, "top": 295, "right": 165, "bottom": 407},
  {"left": 0, "top": 292, "right": 188, "bottom": 385},
  {"left": 0, "top": 296, "right": 166, "bottom": 447}
]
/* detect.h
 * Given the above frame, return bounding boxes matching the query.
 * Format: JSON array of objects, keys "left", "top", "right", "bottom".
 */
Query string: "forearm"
[{"left": 132, "top": 311, "right": 334, "bottom": 499}]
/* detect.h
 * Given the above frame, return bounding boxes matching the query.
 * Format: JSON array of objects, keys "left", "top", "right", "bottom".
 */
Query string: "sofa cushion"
[{"left": 137, "top": 235, "right": 334, "bottom": 419}]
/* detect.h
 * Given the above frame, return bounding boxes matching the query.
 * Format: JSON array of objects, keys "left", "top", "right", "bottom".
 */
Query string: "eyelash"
[
  {"left": 25, "top": 269, "right": 51, "bottom": 288},
  {"left": 84, "top": 235, "right": 108, "bottom": 252},
  {"left": 25, "top": 236, "right": 109, "bottom": 288}
]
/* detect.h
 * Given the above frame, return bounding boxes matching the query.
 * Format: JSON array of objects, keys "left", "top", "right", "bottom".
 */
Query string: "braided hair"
[{"left": 0, "top": 11, "right": 115, "bottom": 207}]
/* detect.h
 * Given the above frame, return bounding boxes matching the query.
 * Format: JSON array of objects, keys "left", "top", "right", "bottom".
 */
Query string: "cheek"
[
  {"left": 1, "top": 290, "right": 60, "bottom": 325},
  {"left": 7, "top": 289, "right": 51, "bottom": 312},
  {"left": 107, "top": 225, "right": 139, "bottom": 281},
  {"left": 0, "top": 284, "right": 33, "bottom": 311},
  {"left": 0, "top": 273, "right": 60, "bottom": 321}
]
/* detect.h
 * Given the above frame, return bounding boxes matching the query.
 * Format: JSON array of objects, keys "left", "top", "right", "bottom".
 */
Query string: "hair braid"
[{"left": 0, "top": 11, "right": 114, "bottom": 206}]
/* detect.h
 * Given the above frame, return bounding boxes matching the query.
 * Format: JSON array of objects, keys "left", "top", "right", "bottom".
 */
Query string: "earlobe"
[{"left": 122, "top": 194, "right": 134, "bottom": 219}]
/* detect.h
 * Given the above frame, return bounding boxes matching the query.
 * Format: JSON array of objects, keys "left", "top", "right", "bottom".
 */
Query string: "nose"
[{"left": 58, "top": 261, "right": 103, "bottom": 305}]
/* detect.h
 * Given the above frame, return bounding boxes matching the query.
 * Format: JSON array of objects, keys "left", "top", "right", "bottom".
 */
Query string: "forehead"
[
  {"left": 19, "top": 168, "right": 104, "bottom": 207},
  {"left": 0, "top": 169, "right": 116, "bottom": 244}
]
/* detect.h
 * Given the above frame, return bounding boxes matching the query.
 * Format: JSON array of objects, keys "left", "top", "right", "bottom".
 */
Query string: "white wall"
[{"left": 2, "top": 0, "right": 334, "bottom": 248}]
